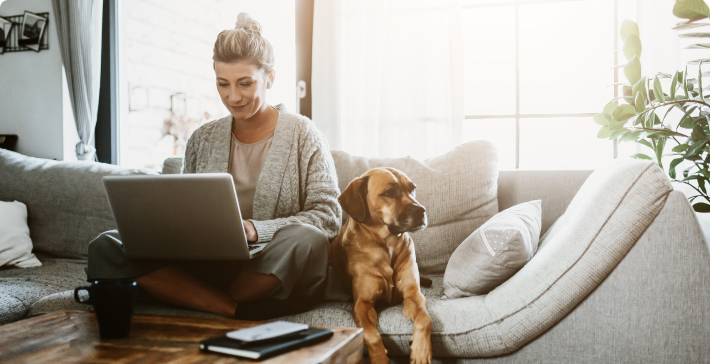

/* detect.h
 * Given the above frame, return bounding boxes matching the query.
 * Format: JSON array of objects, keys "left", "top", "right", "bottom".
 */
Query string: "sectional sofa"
[{"left": 1, "top": 143, "right": 709, "bottom": 363}]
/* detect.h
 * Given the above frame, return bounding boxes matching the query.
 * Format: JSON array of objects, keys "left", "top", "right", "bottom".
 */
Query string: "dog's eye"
[{"left": 382, "top": 189, "right": 396, "bottom": 198}]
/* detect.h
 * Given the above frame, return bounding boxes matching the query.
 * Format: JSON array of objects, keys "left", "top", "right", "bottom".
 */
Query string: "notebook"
[{"left": 200, "top": 327, "right": 334, "bottom": 360}]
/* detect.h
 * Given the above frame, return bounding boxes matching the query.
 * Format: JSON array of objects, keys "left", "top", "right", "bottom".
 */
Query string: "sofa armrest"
[
  {"left": 479, "top": 190, "right": 710, "bottom": 363},
  {"left": 498, "top": 170, "right": 593, "bottom": 235}
]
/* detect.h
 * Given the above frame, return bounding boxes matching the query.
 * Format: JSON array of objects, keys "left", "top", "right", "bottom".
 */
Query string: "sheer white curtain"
[
  {"left": 52, "top": 0, "right": 103, "bottom": 161},
  {"left": 312, "top": 0, "right": 463, "bottom": 159}
]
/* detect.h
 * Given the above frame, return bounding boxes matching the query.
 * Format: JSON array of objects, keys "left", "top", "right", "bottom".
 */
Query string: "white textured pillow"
[
  {"left": 0, "top": 200, "right": 42, "bottom": 268},
  {"left": 443, "top": 200, "right": 541, "bottom": 299}
]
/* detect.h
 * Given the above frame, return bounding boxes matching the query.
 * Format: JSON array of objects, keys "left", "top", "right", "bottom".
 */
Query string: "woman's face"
[{"left": 215, "top": 61, "right": 274, "bottom": 121}]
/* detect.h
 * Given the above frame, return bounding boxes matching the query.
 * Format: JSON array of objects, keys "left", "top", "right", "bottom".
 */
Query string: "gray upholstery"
[
  {"left": 1, "top": 148, "right": 709, "bottom": 362},
  {"left": 0, "top": 255, "right": 88, "bottom": 322},
  {"left": 0, "top": 149, "right": 154, "bottom": 258},
  {"left": 389, "top": 191, "right": 710, "bottom": 363}
]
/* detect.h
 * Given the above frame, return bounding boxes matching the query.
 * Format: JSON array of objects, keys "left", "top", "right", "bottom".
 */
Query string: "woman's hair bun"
[{"left": 235, "top": 12, "right": 261, "bottom": 33}]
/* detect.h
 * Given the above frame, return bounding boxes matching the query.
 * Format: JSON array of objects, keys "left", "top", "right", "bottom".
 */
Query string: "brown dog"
[{"left": 331, "top": 167, "right": 432, "bottom": 364}]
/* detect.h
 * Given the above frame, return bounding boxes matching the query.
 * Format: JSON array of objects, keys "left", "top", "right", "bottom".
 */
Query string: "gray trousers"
[{"left": 86, "top": 223, "right": 330, "bottom": 303}]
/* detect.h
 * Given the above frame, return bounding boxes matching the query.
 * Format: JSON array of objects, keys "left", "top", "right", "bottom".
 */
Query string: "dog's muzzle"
[{"left": 389, "top": 204, "right": 428, "bottom": 234}]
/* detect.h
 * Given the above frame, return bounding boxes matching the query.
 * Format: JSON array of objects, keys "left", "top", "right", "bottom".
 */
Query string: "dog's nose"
[
  {"left": 412, "top": 204, "right": 425, "bottom": 216},
  {"left": 406, "top": 204, "right": 426, "bottom": 219}
]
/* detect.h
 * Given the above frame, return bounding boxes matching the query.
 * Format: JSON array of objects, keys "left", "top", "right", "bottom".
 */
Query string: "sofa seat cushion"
[
  {"left": 0, "top": 149, "right": 156, "bottom": 259},
  {"left": 0, "top": 257, "right": 88, "bottom": 324},
  {"left": 331, "top": 141, "right": 499, "bottom": 275}
]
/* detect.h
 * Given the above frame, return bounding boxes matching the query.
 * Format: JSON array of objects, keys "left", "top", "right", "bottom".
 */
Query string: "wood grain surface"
[{"left": 0, "top": 310, "right": 363, "bottom": 364}]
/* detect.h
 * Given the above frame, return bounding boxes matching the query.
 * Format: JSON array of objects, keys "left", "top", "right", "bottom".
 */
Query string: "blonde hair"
[{"left": 213, "top": 13, "right": 274, "bottom": 74}]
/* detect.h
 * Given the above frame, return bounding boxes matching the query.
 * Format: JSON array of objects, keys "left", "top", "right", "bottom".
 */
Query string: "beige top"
[{"left": 228, "top": 131, "right": 274, "bottom": 220}]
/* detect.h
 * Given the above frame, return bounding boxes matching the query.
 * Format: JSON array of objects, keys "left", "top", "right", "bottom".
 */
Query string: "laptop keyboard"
[{"left": 248, "top": 245, "right": 259, "bottom": 251}]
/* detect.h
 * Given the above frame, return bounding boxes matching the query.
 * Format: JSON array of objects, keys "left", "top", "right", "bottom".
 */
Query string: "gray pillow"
[
  {"left": 443, "top": 200, "right": 542, "bottom": 299},
  {"left": 0, "top": 149, "right": 155, "bottom": 259}
]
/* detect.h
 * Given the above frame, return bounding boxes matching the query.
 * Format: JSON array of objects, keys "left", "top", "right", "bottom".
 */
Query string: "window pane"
[
  {"left": 518, "top": 0, "right": 614, "bottom": 114},
  {"left": 519, "top": 117, "right": 612, "bottom": 170},
  {"left": 118, "top": 0, "right": 295, "bottom": 171},
  {"left": 462, "top": 0, "right": 514, "bottom": 6},
  {"left": 462, "top": 118, "right": 516, "bottom": 170},
  {"left": 462, "top": 6, "right": 516, "bottom": 116}
]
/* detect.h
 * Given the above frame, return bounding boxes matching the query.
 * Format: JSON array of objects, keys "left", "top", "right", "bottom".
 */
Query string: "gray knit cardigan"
[{"left": 182, "top": 104, "right": 342, "bottom": 242}]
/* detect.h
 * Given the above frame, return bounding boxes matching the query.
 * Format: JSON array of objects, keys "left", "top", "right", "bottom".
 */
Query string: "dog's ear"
[{"left": 339, "top": 176, "right": 369, "bottom": 223}]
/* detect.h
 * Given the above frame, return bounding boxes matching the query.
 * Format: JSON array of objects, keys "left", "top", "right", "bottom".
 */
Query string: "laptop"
[{"left": 102, "top": 173, "right": 266, "bottom": 260}]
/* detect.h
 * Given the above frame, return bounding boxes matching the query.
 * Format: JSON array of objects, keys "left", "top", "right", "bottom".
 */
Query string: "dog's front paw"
[{"left": 410, "top": 339, "right": 432, "bottom": 364}]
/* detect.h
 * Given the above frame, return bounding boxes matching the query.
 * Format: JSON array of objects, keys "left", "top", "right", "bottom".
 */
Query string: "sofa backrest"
[
  {"left": 498, "top": 170, "right": 592, "bottom": 235},
  {"left": 0, "top": 149, "right": 156, "bottom": 259}
]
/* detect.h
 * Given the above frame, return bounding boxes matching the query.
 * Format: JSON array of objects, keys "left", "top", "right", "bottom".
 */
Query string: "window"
[
  {"left": 116, "top": 0, "right": 296, "bottom": 171},
  {"left": 461, "top": 0, "right": 623, "bottom": 170}
]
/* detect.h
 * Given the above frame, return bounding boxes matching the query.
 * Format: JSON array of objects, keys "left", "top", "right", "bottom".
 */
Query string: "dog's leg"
[
  {"left": 395, "top": 265, "right": 432, "bottom": 364},
  {"left": 352, "top": 278, "right": 389, "bottom": 364}
]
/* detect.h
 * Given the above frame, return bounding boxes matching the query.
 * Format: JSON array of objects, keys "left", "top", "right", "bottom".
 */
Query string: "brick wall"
[
  {"left": 119, "top": 0, "right": 230, "bottom": 170},
  {"left": 118, "top": 0, "right": 296, "bottom": 171}
]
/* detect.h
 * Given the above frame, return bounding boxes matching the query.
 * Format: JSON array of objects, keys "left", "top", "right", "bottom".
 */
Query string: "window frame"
[{"left": 462, "top": 0, "right": 620, "bottom": 169}]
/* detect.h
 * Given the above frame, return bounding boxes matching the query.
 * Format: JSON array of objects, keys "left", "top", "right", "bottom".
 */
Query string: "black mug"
[{"left": 74, "top": 280, "right": 137, "bottom": 339}]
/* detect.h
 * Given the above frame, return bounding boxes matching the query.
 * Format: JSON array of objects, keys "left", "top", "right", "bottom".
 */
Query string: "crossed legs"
[{"left": 136, "top": 267, "right": 280, "bottom": 317}]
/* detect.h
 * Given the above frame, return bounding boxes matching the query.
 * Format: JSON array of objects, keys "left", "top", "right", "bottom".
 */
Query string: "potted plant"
[{"left": 595, "top": 0, "right": 710, "bottom": 212}]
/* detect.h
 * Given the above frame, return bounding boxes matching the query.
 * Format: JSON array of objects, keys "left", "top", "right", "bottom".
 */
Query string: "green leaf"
[
  {"left": 693, "top": 202, "right": 710, "bottom": 212},
  {"left": 624, "top": 55, "right": 642, "bottom": 84},
  {"left": 671, "top": 71, "right": 679, "bottom": 101},
  {"left": 597, "top": 126, "right": 612, "bottom": 138},
  {"left": 669, "top": 157, "right": 684, "bottom": 179},
  {"left": 635, "top": 92, "right": 645, "bottom": 113},
  {"left": 622, "top": 34, "right": 642, "bottom": 60},
  {"left": 638, "top": 139, "right": 654, "bottom": 150},
  {"left": 678, "top": 106, "right": 699, "bottom": 128},
  {"left": 609, "top": 127, "right": 629, "bottom": 139},
  {"left": 687, "top": 140, "right": 707, "bottom": 156},
  {"left": 700, "top": 61, "right": 706, "bottom": 103},
  {"left": 603, "top": 102, "right": 618, "bottom": 116},
  {"left": 622, "top": 85, "right": 634, "bottom": 104},
  {"left": 656, "top": 137, "right": 666, "bottom": 168},
  {"left": 612, "top": 104, "right": 637, "bottom": 121},
  {"left": 630, "top": 153, "right": 652, "bottom": 160},
  {"left": 688, "top": 58, "right": 710, "bottom": 65},
  {"left": 674, "top": 20, "right": 710, "bottom": 29},
  {"left": 679, "top": 33, "right": 710, "bottom": 38},
  {"left": 684, "top": 66, "right": 690, "bottom": 99},
  {"left": 608, "top": 119, "right": 627, "bottom": 130},
  {"left": 632, "top": 77, "right": 648, "bottom": 104},
  {"left": 673, "top": 143, "right": 690, "bottom": 152},
  {"left": 693, "top": 125, "right": 707, "bottom": 141},
  {"left": 620, "top": 19, "right": 640, "bottom": 40},
  {"left": 685, "top": 43, "right": 710, "bottom": 49},
  {"left": 684, "top": 165, "right": 696, "bottom": 177},
  {"left": 673, "top": 0, "right": 710, "bottom": 20},
  {"left": 594, "top": 113, "right": 611, "bottom": 126},
  {"left": 619, "top": 130, "right": 643, "bottom": 143},
  {"left": 653, "top": 77, "right": 666, "bottom": 103}
]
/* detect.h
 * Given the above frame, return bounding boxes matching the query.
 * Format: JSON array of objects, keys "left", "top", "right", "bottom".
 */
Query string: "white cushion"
[
  {"left": 0, "top": 200, "right": 41, "bottom": 268},
  {"left": 443, "top": 200, "right": 541, "bottom": 299}
]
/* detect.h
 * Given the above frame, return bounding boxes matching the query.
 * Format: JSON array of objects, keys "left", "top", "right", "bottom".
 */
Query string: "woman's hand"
[{"left": 243, "top": 220, "right": 258, "bottom": 242}]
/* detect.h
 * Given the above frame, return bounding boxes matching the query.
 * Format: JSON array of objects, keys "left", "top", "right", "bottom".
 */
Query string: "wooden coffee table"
[{"left": 0, "top": 310, "right": 363, "bottom": 363}]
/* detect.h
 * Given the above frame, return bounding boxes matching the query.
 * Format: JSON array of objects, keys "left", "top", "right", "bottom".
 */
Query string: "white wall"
[{"left": 0, "top": 0, "right": 78, "bottom": 160}]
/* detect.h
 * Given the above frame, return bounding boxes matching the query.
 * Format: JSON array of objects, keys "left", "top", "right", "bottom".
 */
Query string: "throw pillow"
[
  {"left": 443, "top": 200, "right": 541, "bottom": 299},
  {"left": 0, "top": 200, "right": 42, "bottom": 268}
]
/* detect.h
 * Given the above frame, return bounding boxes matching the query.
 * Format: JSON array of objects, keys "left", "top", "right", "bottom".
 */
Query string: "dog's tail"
[{"left": 419, "top": 276, "right": 432, "bottom": 288}]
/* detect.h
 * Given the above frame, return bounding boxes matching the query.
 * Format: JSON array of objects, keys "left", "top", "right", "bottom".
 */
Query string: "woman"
[{"left": 87, "top": 13, "right": 342, "bottom": 319}]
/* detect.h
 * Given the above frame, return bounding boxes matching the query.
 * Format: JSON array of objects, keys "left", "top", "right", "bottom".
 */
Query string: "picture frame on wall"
[
  {"left": 18, "top": 11, "right": 47, "bottom": 52},
  {"left": 0, "top": 16, "right": 15, "bottom": 54}
]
